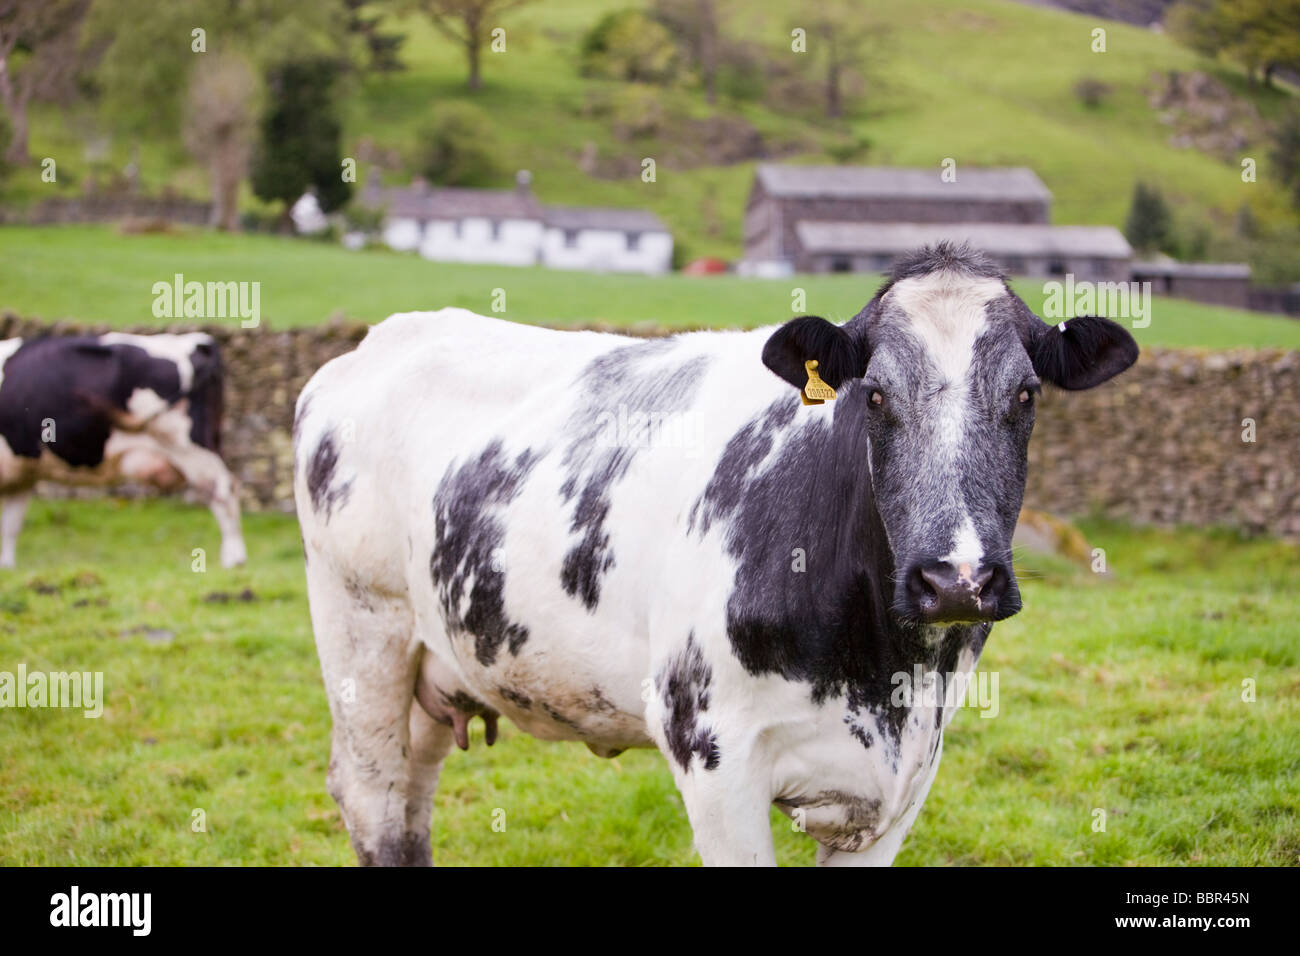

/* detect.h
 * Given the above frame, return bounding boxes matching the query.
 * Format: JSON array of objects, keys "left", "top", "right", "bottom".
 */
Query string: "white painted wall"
[
  {"left": 381, "top": 216, "right": 673, "bottom": 274},
  {"left": 418, "top": 217, "right": 542, "bottom": 267},
  {"left": 541, "top": 227, "right": 672, "bottom": 275},
  {"left": 383, "top": 217, "right": 423, "bottom": 252}
]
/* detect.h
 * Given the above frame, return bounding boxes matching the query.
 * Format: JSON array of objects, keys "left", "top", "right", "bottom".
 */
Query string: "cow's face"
[{"left": 762, "top": 249, "right": 1137, "bottom": 626}]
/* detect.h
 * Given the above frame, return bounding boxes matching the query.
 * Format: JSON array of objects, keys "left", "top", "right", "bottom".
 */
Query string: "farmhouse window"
[
  {"left": 565, "top": 229, "right": 579, "bottom": 248},
  {"left": 831, "top": 255, "right": 853, "bottom": 273},
  {"left": 627, "top": 232, "right": 641, "bottom": 251}
]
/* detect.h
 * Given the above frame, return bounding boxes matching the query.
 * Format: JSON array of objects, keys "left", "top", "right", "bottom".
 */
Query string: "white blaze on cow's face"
[{"left": 860, "top": 268, "right": 1038, "bottom": 626}]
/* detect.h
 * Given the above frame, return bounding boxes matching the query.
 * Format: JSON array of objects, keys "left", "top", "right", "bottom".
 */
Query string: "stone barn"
[
  {"left": 741, "top": 164, "right": 1053, "bottom": 276},
  {"left": 792, "top": 222, "right": 1133, "bottom": 280}
]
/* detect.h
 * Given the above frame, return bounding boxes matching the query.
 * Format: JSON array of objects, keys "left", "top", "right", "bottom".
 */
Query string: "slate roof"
[
  {"left": 794, "top": 221, "right": 1132, "bottom": 258},
  {"left": 755, "top": 164, "right": 1053, "bottom": 202}
]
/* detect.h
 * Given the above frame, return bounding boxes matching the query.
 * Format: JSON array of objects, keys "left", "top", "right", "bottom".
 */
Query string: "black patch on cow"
[
  {"left": 0, "top": 336, "right": 185, "bottom": 473},
  {"left": 430, "top": 440, "right": 539, "bottom": 666},
  {"left": 541, "top": 702, "right": 581, "bottom": 729},
  {"left": 498, "top": 686, "right": 532, "bottom": 710},
  {"left": 441, "top": 689, "right": 496, "bottom": 718},
  {"left": 292, "top": 393, "right": 312, "bottom": 446},
  {"left": 306, "top": 429, "right": 353, "bottom": 520},
  {"left": 657, "top": 633, "right": 721, "bottom": 772},
  {"left": 186, "top": 338, "right": 224, "bottom": 453},
  {"left": 558, "top": 339, "right": 707, "bottom": 610}
]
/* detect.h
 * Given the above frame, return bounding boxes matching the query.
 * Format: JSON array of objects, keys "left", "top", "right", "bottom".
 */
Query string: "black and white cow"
[
  {"left": 294, "top": 244, "right": 1137, "bottom": 866},
  {"left": 0, "top": 332, "right": 245, "bottom": 568}
]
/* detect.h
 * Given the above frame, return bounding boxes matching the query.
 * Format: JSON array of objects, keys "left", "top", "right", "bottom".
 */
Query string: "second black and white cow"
[
  {"left": 0, "top": 332, "right": 245, "bottom": 568},
  {"left": 294, "top": 244, "right": 1138, "bottom": 866}
]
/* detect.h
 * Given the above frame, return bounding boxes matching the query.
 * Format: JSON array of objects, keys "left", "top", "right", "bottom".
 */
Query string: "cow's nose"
[{"left": 906, "top": 561, "right": 1007, "bottom": 623}]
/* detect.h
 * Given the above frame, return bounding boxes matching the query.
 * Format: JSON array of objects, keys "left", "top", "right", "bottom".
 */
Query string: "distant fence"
[
  {"left": 0, "top": 196, "right": 213, "bottom": 226},
  {"left": 1, "top": 313, "right": 1297, "bottom": 538}
]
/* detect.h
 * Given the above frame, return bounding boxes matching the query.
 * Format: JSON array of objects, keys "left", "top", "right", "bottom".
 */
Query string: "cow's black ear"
[
  {"left": 762, "top": 316, "right": 867, "bottom": 392},
  {"left": 1031, "top": 316, "right": 1138, "bottom": 391}
]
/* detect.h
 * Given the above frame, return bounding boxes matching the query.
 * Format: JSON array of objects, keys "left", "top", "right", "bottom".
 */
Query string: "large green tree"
[
  {"left": 1169, "top": 0, "right": 1300, "bottom": 87},
  {"left": 409, "top": 0, "right": 536, "bottom": 90},
  {"left": 0, "top": 0, "right": 93, "bottom": 164},
  {"left": 250, "top": 57, "right": 352, "bottom": 227}
]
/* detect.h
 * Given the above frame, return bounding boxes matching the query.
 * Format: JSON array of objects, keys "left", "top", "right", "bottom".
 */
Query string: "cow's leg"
[
  {"left": 157, "top": 442, "right": 246, "bottom": 568},
  {"left": 306, "top": 557, "right": 429, "bottom": 865},
  {"left": 672, "top": 760, "right": 777, "bottom": 866},
  {"left": 404, "top": 688, "right": 456, "bottom": 865},
  {"left": 0, "top": 492, "right": 31, "bottom": 568}
]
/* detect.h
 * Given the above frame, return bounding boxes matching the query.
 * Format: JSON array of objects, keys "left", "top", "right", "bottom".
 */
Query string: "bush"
[
  {"left": 1073, "top": 76, "right": 1111, "bottom": 109},
  {"left": 609, "top": 85, "right": 666, "bottom": 140},
  {"left": 580, "top": 10, "right": 680, "bottom": 84},
  {"left": 413, "top": 103, "right": 501, "bottom": 187},
  {"left": 1124, "top": 182, "right": 1173, "bottom": 254}
]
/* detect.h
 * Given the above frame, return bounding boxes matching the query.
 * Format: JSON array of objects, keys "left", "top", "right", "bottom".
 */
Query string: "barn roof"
[
  {"left": 544, "top": 206, "right": 668, "bottom": 233},
  {"left": 755, "top": 164, "right": 1053, "bottom": 202},
  {"left": 794, "top": 222, "right": 1132, "bottom": 258}
]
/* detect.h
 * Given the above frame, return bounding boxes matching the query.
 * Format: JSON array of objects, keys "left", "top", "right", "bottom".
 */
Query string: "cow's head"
[{"left": 762, "top": 243, "right": 1137, "bottom": 626}]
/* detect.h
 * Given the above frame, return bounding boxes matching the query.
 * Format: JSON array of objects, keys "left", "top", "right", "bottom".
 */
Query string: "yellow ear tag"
[{"left": 801, "top": 359, "right": 837, "bottom": 406}]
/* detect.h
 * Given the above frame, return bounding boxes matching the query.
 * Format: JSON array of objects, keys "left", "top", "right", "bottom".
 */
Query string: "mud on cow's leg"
[
  {"left": 306, "top": 556, "right": 436, "bottom": 866},
  {"left": 0, "top": 492, "right": 32, "bottom": 568}
]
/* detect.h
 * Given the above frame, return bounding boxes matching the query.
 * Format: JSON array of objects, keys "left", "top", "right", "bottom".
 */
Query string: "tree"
[
  {"left": 653, "top": 0, "right": 721, "bottom": 103},
  {"left": 184, "top": 53, "right": 257, "bottom": 231},
  {"left": 410, "top": 0, "right": 536, "bottom": 91},
  {"left": 580, "top": 9, "right": 679, "bottom": 84},
  {"left": 1271, "top": 106, "right": 1300, "bottom": 211},
  {"left": 414, "top": 102, "right": 500, "bottom": 185},
  {"left": 345, "top": 0, "right": 406, "bottom": 73},
  {"left": 0, "top": 0, "right": 92, "bottom": 164},
  {"left": 1124, "top": 182, "right": 1173, "bottom": 254},
  {"left": 250, "top": 58, "right": 352, "bottom": 228},
  {"left": 89, "top": 0, "right": 350, "bottom": 139},
  {"left": 793, "top": 1, "right": 887, "bottom": 119},
  {"left": 1169, "top": 0, "right": 1300, "bottom": 88}
]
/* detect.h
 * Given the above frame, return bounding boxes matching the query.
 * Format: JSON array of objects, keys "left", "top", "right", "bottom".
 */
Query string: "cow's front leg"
[
  {"left": 671, "top": 757, "right": 777, "bottom": 866},
  {"left": 646, "top": 681, "right": 775, "bottom": 865},
  {"left": 0, "top": 492, "right": 31, "bottom": 568}
]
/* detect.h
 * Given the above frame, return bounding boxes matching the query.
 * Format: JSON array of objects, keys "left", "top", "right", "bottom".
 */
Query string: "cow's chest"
[{"left": 770, "top": 696, "right": 950, "bottom": 854}]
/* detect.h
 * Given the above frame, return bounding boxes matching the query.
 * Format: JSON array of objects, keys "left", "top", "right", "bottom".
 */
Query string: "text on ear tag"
[{"left": 802, "top": 359, "right": 837, "bottom": 405}]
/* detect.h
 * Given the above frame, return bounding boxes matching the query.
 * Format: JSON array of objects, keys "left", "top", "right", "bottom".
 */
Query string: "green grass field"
[
  {"left": 4, "top": 224, "right": 1300, "bottom": 349},
  {"left": 0, "top": 498, "right": 1296, "bottom": 866},
  {"left": 9, "top": 0, "right": 1300, "bottom": 264}
]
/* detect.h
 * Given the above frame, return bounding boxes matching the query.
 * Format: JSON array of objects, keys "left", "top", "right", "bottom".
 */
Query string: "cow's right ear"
[{"left": 762, "top": 316, "right": 867, "bottom": 393}]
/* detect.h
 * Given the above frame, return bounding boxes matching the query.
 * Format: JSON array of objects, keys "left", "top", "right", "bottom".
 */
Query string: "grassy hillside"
[
  {"left": 8, "top": 0, "right": 1300, "bottom": 265},
  {"left": 3, "top": 225, "right": 1299, "bottom": 348},
  {"left": 0, "top": 498, "right": 1296, "bottom": 865}
]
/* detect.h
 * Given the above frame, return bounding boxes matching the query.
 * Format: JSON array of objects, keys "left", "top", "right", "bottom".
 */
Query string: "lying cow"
[
  {"left": 294, "top": 244, "right": 1137, "bottom": 866},
  {"left": 0, "top": 332, "right": 246, "bottom": 569}
]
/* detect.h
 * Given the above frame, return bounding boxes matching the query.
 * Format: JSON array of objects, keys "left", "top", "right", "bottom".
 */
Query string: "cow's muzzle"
[{"left": 901, "top": 559, "right": 1017, "bottom": 624}]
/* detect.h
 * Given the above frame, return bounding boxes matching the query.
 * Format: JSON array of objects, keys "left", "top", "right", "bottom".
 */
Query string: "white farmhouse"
[{"left": 364, "top": 172, "right": 673, "bottom": 274}]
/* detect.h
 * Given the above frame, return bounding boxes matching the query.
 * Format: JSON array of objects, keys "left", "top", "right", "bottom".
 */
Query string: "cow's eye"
[
  {"left": 870, "top": 390, "right": 884, "bottom": 406},
  {"left": 1018, "top": 389, "right": 1030, "bottom": 404}
]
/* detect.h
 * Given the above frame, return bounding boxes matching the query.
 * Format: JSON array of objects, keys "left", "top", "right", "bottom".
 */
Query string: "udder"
[{"left": 414, "top": 649, "right": 499, "bottom": 751}]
